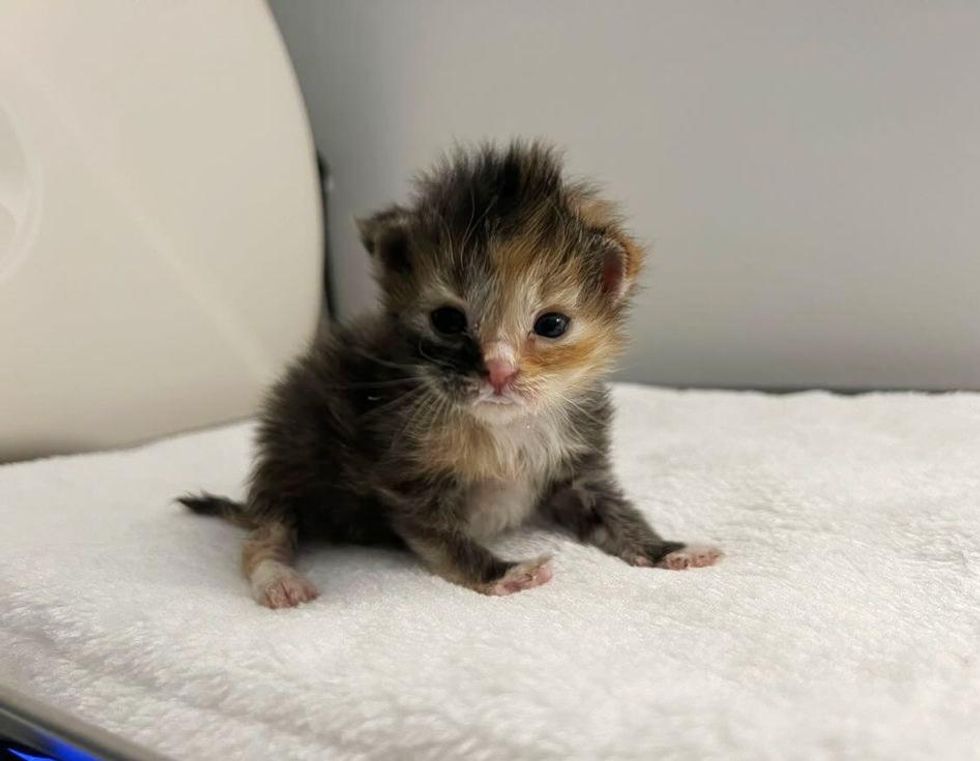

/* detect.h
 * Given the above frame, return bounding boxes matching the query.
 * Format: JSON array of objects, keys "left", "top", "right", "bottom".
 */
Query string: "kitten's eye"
[
  {"left": 533, "top": 312, "right": 570, "bottom": 339},
  {"left": 430, "top": 306, "right": 468, "bottom": 335}
]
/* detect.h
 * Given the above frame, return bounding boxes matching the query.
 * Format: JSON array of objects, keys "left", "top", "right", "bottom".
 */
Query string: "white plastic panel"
[{"left": 0, "top": 0, "right": 322, "bottom": 460}]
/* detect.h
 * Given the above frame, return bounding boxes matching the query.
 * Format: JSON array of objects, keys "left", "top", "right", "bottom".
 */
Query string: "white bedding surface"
[{"left": 1, "top": 385, "right": 978, "bottom": 760}]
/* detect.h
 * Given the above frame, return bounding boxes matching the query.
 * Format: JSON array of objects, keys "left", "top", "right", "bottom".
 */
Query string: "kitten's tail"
[{"left": 178, "top": 492, "right": 256, "bottom": 528}]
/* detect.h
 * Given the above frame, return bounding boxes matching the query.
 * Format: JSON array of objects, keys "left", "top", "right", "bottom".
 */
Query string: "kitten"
[{"left": 181, "top": 142, "right": 721, "bottom": 608}]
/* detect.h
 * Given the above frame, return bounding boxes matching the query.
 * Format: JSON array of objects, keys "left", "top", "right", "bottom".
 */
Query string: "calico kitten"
[{"left": 181, "top": 142, "right": 721, "bottom": 608}]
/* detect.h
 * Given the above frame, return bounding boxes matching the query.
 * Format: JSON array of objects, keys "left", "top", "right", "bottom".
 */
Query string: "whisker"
[
  {"left": 555, "top": 391, "right": 607, "bottom": 430},
  {"left": 351, "top": 347, "right": 423, "bottom": 373},
  {"left": 416, "top": 340, "right": 457, "bottom": 371},
  {"left": 391, "top": 392, "right": 437, "bottom": 453},
  {"left": 357, "top": 383, "right": 428, "bottom": 420},
  {"left": 317, "top": 377, "right": 425, "bottom": 391}
]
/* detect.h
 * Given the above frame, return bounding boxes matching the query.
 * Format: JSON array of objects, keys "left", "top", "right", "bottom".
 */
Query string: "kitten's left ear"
[
  {"left": 355, "top": 205, "right": 411, "bottom": 273},
  {"left": 599, "top": 234, "right": 643, "bottom": 302},
  {"left": 572, "top": 192, "right": 645, "bottom": 302}
]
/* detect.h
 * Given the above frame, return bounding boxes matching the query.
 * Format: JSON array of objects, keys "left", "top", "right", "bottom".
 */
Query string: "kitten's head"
[{"left": 357, "top": 141, "right": 643, "bottom": 424}]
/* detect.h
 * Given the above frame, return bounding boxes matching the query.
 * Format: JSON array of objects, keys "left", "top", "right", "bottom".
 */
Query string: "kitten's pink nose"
[{"left": 485, "top": 358, "right": 518, "bottom": 395}]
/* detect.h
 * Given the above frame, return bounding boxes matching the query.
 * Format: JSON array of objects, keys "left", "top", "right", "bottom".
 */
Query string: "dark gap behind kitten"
[{"left": 180, "top": 141, "right": 721, "bottom": 607}]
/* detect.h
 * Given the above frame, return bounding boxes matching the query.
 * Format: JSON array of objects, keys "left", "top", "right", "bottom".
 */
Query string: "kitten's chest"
[
  {"left": 454, "top": 416, "right": 583, "bottom": 540},
  {"left": 464, "top": 476, "right": 541, "bottom": 540},
  {"left": 420, "top": 411, "right": 584, "bottom": 483}
]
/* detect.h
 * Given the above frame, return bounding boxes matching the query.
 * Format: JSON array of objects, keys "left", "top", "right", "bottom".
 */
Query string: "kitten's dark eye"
[
  {"left": 430, "top": 306, "right": 468, "bottom": 335},
  {"left": 533, "top": 312, "right": 570, "bottom": 338}
]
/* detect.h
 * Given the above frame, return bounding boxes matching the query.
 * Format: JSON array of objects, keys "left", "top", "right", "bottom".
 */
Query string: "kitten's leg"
[
  {"left": 542, "top": 476, "right": 722, "bottom": 570},
  {"left": 242, "top": 520, "right": 319, "bottom": 608},
  {"left": 397, "top": 524, "right": 552, "bottom": 595}
]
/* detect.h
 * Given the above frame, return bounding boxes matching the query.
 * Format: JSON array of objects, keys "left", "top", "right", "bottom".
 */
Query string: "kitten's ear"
[
  {"left": 571, "top": 192, "right": 644, "bottom": 302},
  {"left": 355, "top": 205, "right": 411, "bottom": 273},
  {"left": 597, "top": 230, "right": 646, "bottom": 302}
]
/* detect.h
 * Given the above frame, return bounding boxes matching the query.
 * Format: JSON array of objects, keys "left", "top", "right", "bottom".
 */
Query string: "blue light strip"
[
  {"left": 45, "top": 738, "right": 102, "bottom": 761},
  {"left": 9, "top": 748, "right": 56, "bottom": 761},
  {"left": 3, "top": 738, "right": 103, "bottom": 761}
]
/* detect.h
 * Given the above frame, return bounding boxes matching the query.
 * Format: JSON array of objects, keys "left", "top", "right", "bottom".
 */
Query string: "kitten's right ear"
[{"left": 355, "top": 205, "right": 411, "bottom": 273}]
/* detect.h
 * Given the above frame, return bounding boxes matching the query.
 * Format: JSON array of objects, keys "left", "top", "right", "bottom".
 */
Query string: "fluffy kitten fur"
[{"left": 181, "top": 142, "right": 721, "bottom": 608}]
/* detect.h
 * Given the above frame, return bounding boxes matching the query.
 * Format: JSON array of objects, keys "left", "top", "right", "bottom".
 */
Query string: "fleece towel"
[{"left": 0, "top": 385, "right": 978, "bottom": 760}]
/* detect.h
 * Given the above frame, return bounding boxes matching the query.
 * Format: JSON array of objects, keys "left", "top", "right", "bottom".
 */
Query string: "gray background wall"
[{"left": 269, "top": 0, "right": 980, "bottom": 390}]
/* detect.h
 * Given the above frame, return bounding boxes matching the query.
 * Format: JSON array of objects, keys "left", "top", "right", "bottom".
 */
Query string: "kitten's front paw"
[
  {"left": 486, "top": 556, "right": 553, "bottom": 596},
  {"left": 651, "top": 544, "right": 723, "bottom": 570},
  {"left": 251, "top": 564, "right": 320, "bottom": 608}
]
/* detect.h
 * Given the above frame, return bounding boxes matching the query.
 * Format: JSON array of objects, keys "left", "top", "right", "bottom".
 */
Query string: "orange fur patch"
[
  {"left": 521, "top": 329, "right": 619, "bottom": 380},
  {"left": 476, "top": 230, "right": 628, "bottom": 398}
]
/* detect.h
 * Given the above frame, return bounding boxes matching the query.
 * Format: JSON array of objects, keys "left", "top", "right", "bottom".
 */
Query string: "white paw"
[
  {"left": 251, "top": 562, "right": 320, "bottom": 608},
  {"left": 487, "top": 556, "right": 553, "bottom": 596},
  {"left": 656, "top": 544, "right": 723, "bottom": 570}
]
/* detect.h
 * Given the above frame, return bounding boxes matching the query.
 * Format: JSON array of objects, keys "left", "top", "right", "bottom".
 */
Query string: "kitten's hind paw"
[
  {"left": 654, "top": 544, "right": 723, "bottom": 570},
  {"left": 486, "top": 556, "right": 553, "bottom": 596},
  {"left": 251, "top": 562, "right": 320, "bottom": 608}
]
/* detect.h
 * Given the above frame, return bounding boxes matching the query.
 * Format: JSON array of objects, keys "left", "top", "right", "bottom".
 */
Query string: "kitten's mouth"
[
  {"left": 468, "top": 386, "right": 529, "bottom": 420},
  {"left": 473, "top": 384, "right": 526, "bottom": 406},
  {"left": 475, "top": 395, "right": 517, "bottom": 406}
]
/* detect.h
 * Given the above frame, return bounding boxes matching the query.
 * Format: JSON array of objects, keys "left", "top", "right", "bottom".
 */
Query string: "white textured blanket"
[{"left": 1, "top": 385, "right": 978, "bottom": 760}]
